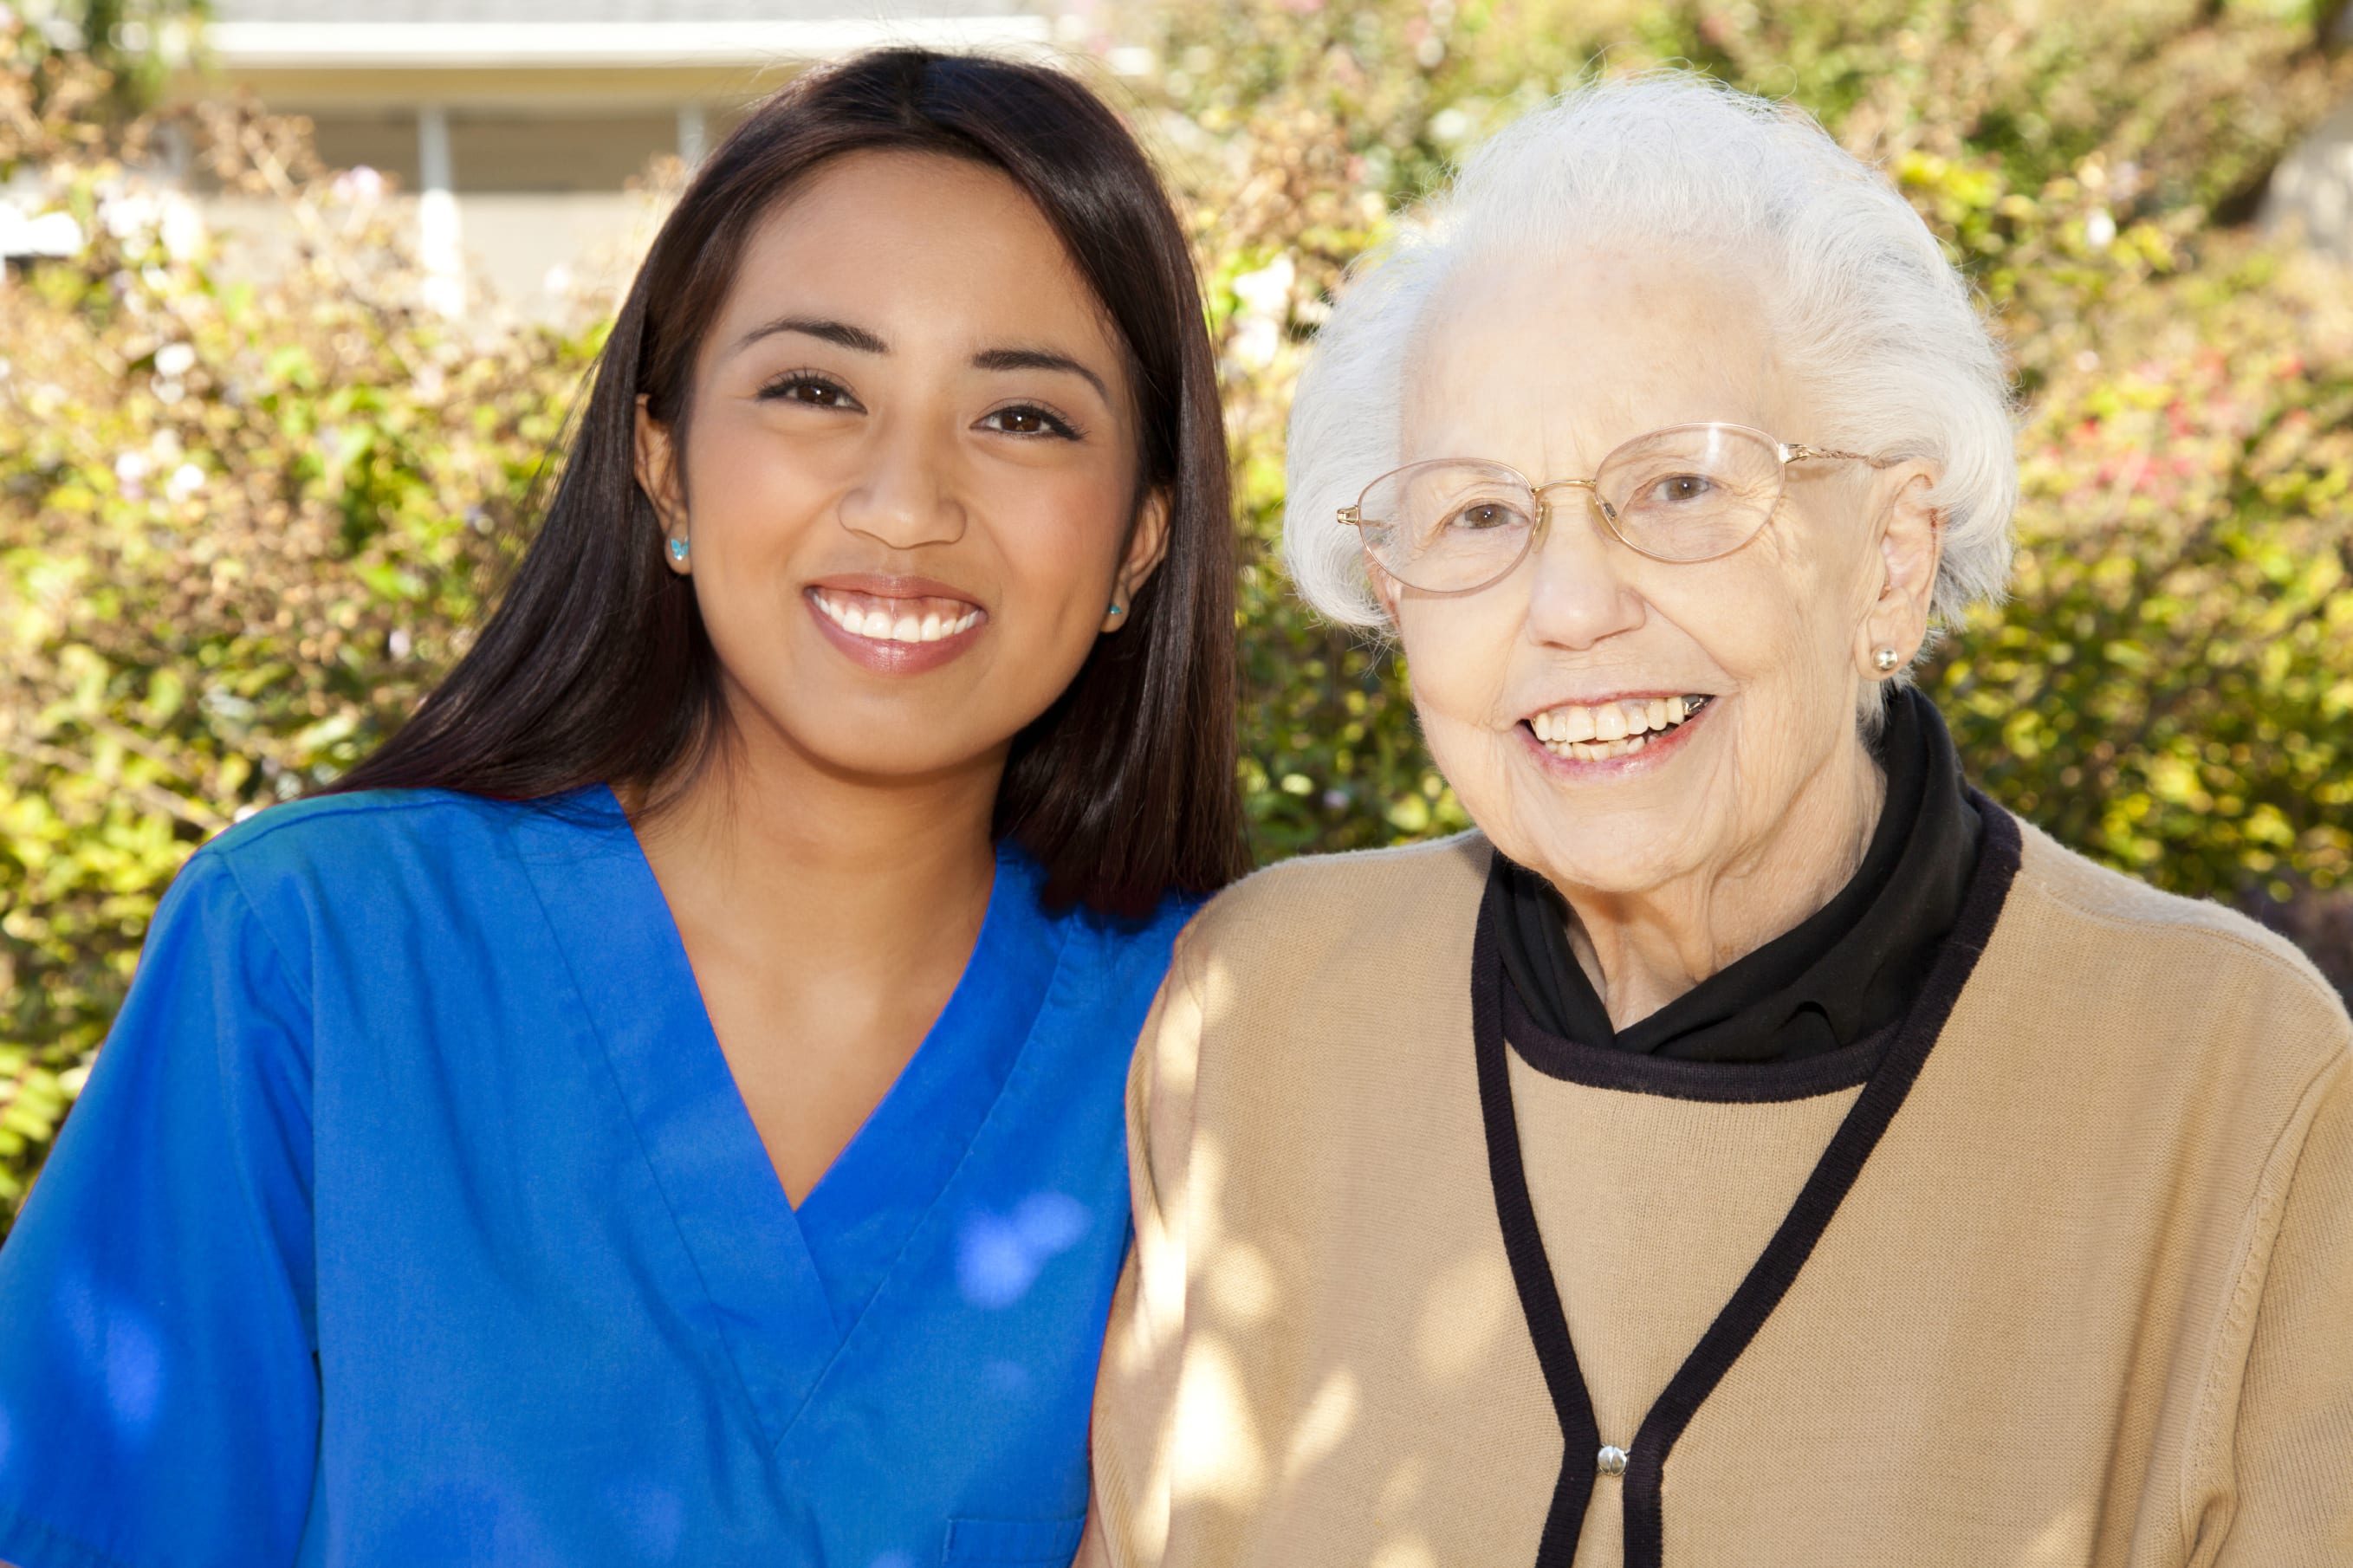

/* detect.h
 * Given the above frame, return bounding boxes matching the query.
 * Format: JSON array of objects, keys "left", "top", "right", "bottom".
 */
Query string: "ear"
[
  {"left": 1364, "top": 544, "right": 1403, "bottom": 626},
  {"left": 634, "top": 394, "right": 690, "bottom": 575},
  {"left": 1101, "top": 486, "right": 1173, "bottom": 633},
  {"left": 1855, "top": 462, "right": 1943, "bottom": 680}
]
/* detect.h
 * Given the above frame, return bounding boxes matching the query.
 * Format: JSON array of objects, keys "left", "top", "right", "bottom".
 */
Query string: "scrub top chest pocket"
[{"left": 942, "top": 1515, "right": 1087, "bottom": 1565}]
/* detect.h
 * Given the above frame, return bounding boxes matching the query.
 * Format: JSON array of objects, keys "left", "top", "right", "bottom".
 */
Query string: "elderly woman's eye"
[
  {"left": 1447, "top": 502, "right": 1525, "bottom": 531},
  {"left": 1647, "top": 472, "right": 1716, "bottom": 504}
]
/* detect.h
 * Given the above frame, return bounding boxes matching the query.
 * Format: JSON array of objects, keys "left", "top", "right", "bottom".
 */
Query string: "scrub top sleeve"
[{"left": 0, "top": 847, "right": 321, "bottom": 1568}]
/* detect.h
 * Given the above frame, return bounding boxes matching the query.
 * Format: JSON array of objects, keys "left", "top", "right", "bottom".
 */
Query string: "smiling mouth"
[
  {"left": 808, "top": 587, "right": 984, "bottom": 645},
  {"left": 1524, "top": 694, "right": 1715, "bottom": 761}
]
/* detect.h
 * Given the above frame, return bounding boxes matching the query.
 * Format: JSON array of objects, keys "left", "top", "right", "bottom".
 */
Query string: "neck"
[
  {"left": 627, "top": 704, "right": 1006, "bottom": 986},
  {"left": 1559, "top": 735, "right": 1885, "bottom": 1031}
]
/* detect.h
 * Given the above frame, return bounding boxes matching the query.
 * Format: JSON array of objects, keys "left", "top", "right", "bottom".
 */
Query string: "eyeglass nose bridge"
[{"left": 1527, "top": 474, "right": 1620, "bottom": 535}]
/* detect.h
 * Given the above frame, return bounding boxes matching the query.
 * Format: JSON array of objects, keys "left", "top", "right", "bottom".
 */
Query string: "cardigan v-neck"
[{"left": 1473, "top": 801, "right": 2015, "bottom": 1565}]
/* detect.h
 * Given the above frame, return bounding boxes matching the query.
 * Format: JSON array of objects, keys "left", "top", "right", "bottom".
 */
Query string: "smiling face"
[
  {"left": 634, "top": 149, "right": 1164, "bottom": 787},
  {"left": 1386, "top": 247, "right": 1941, "bottom": 899}
]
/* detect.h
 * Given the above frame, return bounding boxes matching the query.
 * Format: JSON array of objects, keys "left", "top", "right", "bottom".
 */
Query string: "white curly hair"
[{"left": 1282, "top": 72, "right": 2019, "bottom": 634}]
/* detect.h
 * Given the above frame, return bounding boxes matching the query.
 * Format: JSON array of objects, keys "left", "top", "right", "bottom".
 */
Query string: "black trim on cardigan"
[
  {"left": 1474, "top": 902, "right": 1600, "bottom": 1566},
  {"left": 1503, "top": 986, "right": 1888, "bottom": 1104},
  {"left": 1472, "top": 795, "right": 2025, "bottom": 1568}
]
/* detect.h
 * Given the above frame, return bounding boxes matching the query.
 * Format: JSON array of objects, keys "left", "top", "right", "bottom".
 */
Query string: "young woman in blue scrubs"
[{"left": 0, "top": 50, "right": 1247, "bottom": 1568}]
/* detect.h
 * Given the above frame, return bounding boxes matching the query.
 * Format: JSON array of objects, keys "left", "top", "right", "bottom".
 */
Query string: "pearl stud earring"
[
  {"left": 667, "top": 538, "right": 689, "bottom": 564},
  {"left": 1873, "top": 645, "right": 1902, "bottom": 672}
]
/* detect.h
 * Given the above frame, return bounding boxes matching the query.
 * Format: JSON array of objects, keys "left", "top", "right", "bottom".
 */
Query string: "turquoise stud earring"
[
  {"left": 667, "top": 538, "right": 690, "bottom": 564},
  {"left": 1107, "top": 602, "right": 1124, "bottom": 616}
]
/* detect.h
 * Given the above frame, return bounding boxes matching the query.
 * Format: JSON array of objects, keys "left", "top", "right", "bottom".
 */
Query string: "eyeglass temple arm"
[{"left": 1785, "top": 443, "right": 1902, "bottom": 468}]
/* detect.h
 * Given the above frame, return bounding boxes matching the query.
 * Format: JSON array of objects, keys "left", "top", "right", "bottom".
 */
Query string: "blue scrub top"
[{"left": 0, "top": 787, "right": 1189, "bottom": 1568}]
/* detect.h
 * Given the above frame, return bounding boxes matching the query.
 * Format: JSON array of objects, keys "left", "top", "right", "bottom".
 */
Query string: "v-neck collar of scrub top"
[{"left": 512, "top": 786, "right": 1070, "bottom": 1453}]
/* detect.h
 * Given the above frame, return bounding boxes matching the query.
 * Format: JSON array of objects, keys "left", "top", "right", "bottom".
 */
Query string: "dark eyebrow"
[
  {"left": 730, "top": 315, "right": 889, "bottom": 358},
  {"left": 971, "top": 347, "right": 1111, "bottom": 405}
]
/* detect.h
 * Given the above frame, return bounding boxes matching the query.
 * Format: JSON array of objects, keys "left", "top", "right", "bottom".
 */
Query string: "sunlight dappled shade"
[
  {"left": 602, "top": 1476, "right": 685, "bottom": 1561},
  {"left": 1278, "top": 1369, "right": 1358, "bottom": 1487},
  {"left": 1370, "top": 1535, "right": 1439, "bottom": 1568},
  {"left": 982, "top": 1357, "right": 1034, "bottom": 1399},
  {"left": 1205, "top": 1240, "right": 1276, "bottom": 1325},
  {"left": 1171, "top": 1337, "right": 1267, "bottom": 1507},
  {"left": 956, "top": 1191, "right": 1091, "bottom": 1308},
  {"left": 1412, "top": 1249, "right": 1515, "bottom": 1388},
  {"left": 58, "top": 1264, "right": 164, "bottom": 1442}
]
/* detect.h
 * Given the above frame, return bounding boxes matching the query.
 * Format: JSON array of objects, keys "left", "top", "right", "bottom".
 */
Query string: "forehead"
[
  {"left": 1399, "top": 245, "right": 1796, "bottom": 470},
  {"left": 712, "top": 148, "right": 1116, "bottom": 362}
]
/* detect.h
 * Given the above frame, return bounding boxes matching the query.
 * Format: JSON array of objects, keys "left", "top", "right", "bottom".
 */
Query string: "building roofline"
[{"left": 205, "top": 16, "right": 1053, "bottom": 69}]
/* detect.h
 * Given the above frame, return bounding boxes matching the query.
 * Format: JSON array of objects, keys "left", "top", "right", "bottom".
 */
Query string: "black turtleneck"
[{"left": 1490, "top": 685, "right": 1981, "bottom": 1066}]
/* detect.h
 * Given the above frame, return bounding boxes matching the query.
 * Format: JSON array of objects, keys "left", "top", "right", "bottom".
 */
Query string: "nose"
[
  {"left": 837, "top": 414, "right": 966, "bottom": 550},
  {"left": 1522, "top": 490, "right": 1645, "bottom": 650}
]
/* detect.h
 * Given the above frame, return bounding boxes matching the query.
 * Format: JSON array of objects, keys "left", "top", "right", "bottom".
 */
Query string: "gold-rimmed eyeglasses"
[{"left": 1338, "top": 422, "right": 1892, "bottom": 596}]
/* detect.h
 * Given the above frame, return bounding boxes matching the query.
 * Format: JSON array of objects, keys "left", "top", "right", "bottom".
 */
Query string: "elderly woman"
[{"left": 1083, "top": 75, "right": 2352, "bottom": 1568}]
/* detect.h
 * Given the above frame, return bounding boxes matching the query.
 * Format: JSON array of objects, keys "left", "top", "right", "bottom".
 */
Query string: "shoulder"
[
  {"left": 202, "top": 787, "right": 554, "bottom": 875},
  {"left": 1997, "top": 813, "right": 2351, "bottom": 1071},
  {"left": 187, "top": 787, "right": 608, "bottom": 942},
  {"left": 1172, "top": 829, "right": 1492, "bottom": 979}
]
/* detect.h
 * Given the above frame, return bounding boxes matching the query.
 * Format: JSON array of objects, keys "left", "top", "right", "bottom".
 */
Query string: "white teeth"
[
  {"left": 1530, "top": 693, "right": 1709, "bottom": 761},
  {"left": 814, "top": 591, "right": 983, "bottom": 645}
]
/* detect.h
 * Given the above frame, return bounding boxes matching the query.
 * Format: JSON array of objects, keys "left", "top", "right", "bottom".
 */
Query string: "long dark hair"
[{"left": 330, "top": 49, "right": 1248, "bottom": 914}]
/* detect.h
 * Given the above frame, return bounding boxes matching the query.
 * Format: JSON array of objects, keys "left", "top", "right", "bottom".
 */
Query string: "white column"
[
  {"left": 416, "top": 103, "right": 465, "bottom": 316},
  {"left": 677, "top": 103, "right": 708, "bottom": 170}
]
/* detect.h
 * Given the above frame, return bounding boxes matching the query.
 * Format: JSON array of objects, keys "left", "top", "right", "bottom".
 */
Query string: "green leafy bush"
[{"left": 4, "top": 1, "right": 2351, "bottom": 1228}]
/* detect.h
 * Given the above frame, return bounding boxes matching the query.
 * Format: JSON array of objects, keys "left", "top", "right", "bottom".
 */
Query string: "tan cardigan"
[{"left": 1084, "top": 807, "right": 2353, "bottom": 1567}]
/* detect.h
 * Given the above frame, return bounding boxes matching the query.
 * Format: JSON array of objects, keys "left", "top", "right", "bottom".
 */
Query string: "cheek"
[
  {"left": 1663, "top": 530, "right": 1851, "bottom": 694},
  {"left": 682, "top": 413, "right": 831, "bottom": 561},
  {"left": 1397, "top": 600, "right": 1520, "bottom": 726},
  {"left": 1397, "top": 604, "right": 1524, "bottom": 796},
  {"left": 993, "top": 469, "right": 1133, "bottom": 633}
]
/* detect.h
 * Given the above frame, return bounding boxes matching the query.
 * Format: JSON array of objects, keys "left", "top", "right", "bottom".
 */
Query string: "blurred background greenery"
[{"left": 3, "top": 0, "right": 2350, "bottom": 1230}]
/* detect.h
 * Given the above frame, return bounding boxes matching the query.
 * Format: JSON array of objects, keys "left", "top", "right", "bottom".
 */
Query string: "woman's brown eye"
[
  {"left": 982, "top": 405, "right": 1077, "bottom": 438},
  {"left": 762, "top": 374, "right": 857, "bottom": 409}
]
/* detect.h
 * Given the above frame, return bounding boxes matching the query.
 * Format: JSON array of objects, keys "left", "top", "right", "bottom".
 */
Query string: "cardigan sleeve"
[
  {"left": 2209, "top": 1047, "right": 2353, "bottom": 1567},
  {"left": 1082, "top": 930, "right": 1210, "bottom": 1568}
]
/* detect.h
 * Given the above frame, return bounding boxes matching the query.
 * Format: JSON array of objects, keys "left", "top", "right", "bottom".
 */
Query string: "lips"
[
  {"left": 802, "top": 575, "right": 988, "bottom": 677},
  {"left": 809, "top": 588, "right": 981, "bottom": 645},
  {"left": 1521, "top": 693, "right": 1716, "bottom": 767}
]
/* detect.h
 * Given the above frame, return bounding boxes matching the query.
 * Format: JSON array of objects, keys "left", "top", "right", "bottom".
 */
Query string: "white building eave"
[{"left": 206, "top": 16, "right": 1053, "bottom": 69}]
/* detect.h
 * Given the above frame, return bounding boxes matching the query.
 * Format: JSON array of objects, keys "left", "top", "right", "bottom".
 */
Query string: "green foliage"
[{"left": 4, "top": 1, "right": 2352, "bottom": 1228}]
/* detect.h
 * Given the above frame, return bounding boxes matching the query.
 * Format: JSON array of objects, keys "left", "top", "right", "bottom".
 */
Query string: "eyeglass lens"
[{"left": 1355, "top": 424, "right": 1786, "bottom": 593}]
